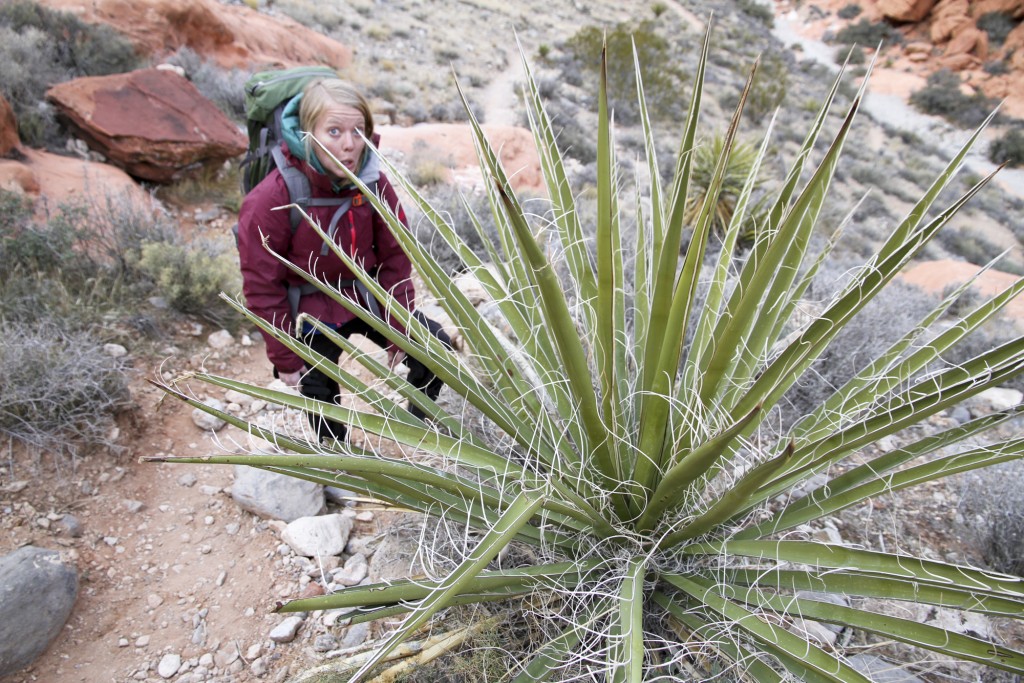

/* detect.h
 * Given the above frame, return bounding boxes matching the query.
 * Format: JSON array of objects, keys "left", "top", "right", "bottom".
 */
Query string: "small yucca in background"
[{"left": 151, "top": 24, "right": 1024, "bottom": 683}]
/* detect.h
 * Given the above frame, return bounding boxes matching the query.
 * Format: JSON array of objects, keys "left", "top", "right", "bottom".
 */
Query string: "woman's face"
[{"left": 311, "top": 104, "right": 366, "bottom": 178}]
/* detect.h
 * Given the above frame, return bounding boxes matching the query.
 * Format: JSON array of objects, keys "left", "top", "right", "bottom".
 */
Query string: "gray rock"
[
  {"left": 157, "top": 652, "right": 182, "bottom": 679},
  {"left": 0, "top": 546, "right": 79, "bottom": 677},
  {"left": 340, "top": 621, "right": 371, "bottom": 649},
  {"left": 281, "top": 514, "right": 353, "bottom": 558},
  {"left": 269, "top": 616, "right": 304, "bottom": 643},
  {"left": 313, "top": 634, "right": 338, "bottom": 652},
  {"left": 192, "top": 399, "right": 227, "bottom": 432},
  {"left": 231, "top": 466, "right": 325, "bottom": 523},
  {"left": 58, "top": 514, "right": 83, "bottom": 538},
  {"left": 949, "top": 405, "right": 972, "bottom": 424},
  {"left": 178, "top": 472, "right": 198, "bottom": 488}
]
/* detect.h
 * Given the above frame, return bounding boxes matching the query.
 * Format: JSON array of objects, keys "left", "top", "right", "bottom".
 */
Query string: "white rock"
[
  {"left": 157, "top": 653, "right": 181, "bottom": 679},
  {"left": 268, "top": 616, "right": 304, "bottom": 643},
  {"left": 976, "top": 387, "right": 1023, "bottom": 412},
  {"left": 223, "top": 389, "right": 254, "bottom": 407},
  {"left": 281, "top": 514, "right": 353, "bottom": 558},
  {"left": 232, "top": 467, "right": 324, "bottom": 523},
  {"left": 207, "top": 330, "right": 235, "bottom": 350},
  {"left": 103, "top": 343, "right": 128, "bottom": 358}
]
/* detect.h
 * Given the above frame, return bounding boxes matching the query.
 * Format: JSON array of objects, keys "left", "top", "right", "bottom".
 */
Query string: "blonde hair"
[{"left": 299, "top": 79, "right": 374, "bottom": 139}]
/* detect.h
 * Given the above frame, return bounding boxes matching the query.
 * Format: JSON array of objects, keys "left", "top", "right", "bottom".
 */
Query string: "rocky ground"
[{"left": 2, "top": 0, "right": 1024, "bottom": 682}]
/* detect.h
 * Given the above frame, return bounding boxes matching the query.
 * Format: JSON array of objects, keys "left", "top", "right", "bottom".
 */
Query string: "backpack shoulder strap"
[{"left": 270, "top": 145, "right": 311, "bottom": 233}]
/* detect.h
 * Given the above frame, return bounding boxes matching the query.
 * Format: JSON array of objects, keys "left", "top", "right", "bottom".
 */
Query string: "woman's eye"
[{"left": 328, "top": 127, "right": 341, "bottom": 136}]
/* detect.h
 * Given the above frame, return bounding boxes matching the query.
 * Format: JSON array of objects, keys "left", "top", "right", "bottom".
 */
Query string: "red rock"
[
  {"left": 0, "top": 160, "right": 40, "bottom": 194},
  {"left": 878, "top": 0, "right": 937, "bottom": 22},
  {"left": 32, "top": 0, "right": 350, "bottom": 70},
  {"left": 939, "top": 53, "right": 982, "bottom": 69},
  {"left": 0, "top": 148, "right": 148, "bottom": 209},
  {"left": 0, "top": 93, "right": 18, "bottom": 157},
  {"left": 46, "top": 68, "right": 246, "bottom": 183},
  {"left": 970, "top": 0, "right": 1024, "bottom": 18},
  {"left": 945, "top": 26, "right": 987, "bottom": 56},
  {"left": 930, "top": 0, "right": 971, "bottom": 42}
]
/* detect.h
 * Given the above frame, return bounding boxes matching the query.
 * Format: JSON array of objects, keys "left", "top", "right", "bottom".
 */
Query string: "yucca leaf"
[
  {"left": 688, "top": 541, "right": 1024, "bottom": 597},
  {"left": 721, "top": 568, "right": 1024, "bottom": 618},
  {"left": 664, "top": 573, "right": 873, "bottom": 682},
  {"left": 347, "top": 490, "right": 545, "bottom": 681},
  {"left": 611, "top": 556, "right": 647, "bottom": 683}
]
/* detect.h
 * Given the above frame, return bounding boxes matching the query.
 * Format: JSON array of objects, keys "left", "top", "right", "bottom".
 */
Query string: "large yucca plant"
[{"left": 148, "top": 25, "right": 1024, "bottom": 682}]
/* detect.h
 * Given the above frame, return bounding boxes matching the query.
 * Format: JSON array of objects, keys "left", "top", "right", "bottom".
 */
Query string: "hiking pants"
[{"left": 298, "top": 311, "right": 452, "bottom": 443}]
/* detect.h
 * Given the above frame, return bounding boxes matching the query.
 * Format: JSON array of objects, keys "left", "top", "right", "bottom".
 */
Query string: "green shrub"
[
  {"left": 561, "top": 21, "right": 687, "bottom": 125},
  {"left": 747, "top": 52, "right": 789, "bottom": 122},
  {"left": 138, "top": 239, "right": 241, "bottom": 326},
  {"left": 833, "top": 18, "right": 902, "bottom": 47},
  {"left": 0, "top": 321, "right": 132, "bottom": 458},
  {"left": 988, "top": 127, "right": 1024, "bottom": 167},
  {"left": 910, "top": 69, "right": 999, "bottom": 128}
]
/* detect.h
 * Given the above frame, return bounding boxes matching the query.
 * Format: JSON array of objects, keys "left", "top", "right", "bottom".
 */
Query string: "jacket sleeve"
[
  {"left": 237, "top": 174, "right": 304, "bottom": 373},
  {"left": 372, "top": 174, "right": 415, "bottom": 332}
]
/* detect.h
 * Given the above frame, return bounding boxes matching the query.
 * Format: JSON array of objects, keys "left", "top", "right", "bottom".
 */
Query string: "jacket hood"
[{"left": 280, "top": 93, "right": 380, "bottom": 187}]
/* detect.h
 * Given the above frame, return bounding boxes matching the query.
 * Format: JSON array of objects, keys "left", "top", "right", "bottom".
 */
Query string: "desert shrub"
[
  {"left": 271, "top": 0, "right": 346, "bottom": 32},
  {"left": 747, "top": 51, "right": 789, "bottom": 122},
  {"left": 780, "top": 270, "right": 939, "bottom": 427},
  {"left": 988, "top": 127, "right": 1024, "bottom": 168},
  {"left": 0, "top": 0, "right": 141, "bottom": 147},
  {"left": 959, "top": 460, "right": 1024, "bottom": 576},
  {"left": 736, "top": 0, "right": 774, "bottom": 27},
  {"left": 0, "top": 0, "right": 140, "bottom": 77},
  {"left": 411, "top": 185, "right": 500, "bottom": 275},
  {"left": 977, "top": 11, "right": 1018, "bottom": 45},
  {"left": 910, "top": 69, "right": 999, "bottom": 128},
  {"left": 138, "top": 239, "right": 241, "bottom": 326},
  {"left": 0, "top": 188, "right": 197, "bottom": 330},
  {"left": 0, "top": 321, "right": 132, "bottom": 459},
  {"left": 0, "top": 26, "right": 64, "bottom": 147},
  {"left": 837, "top": 3, "right": 862, "bottom": 19},
  {"left": 560, "top": 21, "right": 687, "bottom": 125},
  {"left": 166, "top": 47, "right": 250, "bottom": 122},
  {"left": 833, "top": 18, "right": 902, "bottom": 47}
]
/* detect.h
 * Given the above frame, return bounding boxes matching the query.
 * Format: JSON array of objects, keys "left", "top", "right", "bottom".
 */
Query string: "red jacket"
[{"left": 237, "top": 144, "right": 413, "bottom": 373}]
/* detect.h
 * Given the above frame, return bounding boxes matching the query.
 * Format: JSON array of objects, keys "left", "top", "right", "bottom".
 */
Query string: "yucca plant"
[{"left": 148, "top": 25, "right": 1024, "bottom": 683}]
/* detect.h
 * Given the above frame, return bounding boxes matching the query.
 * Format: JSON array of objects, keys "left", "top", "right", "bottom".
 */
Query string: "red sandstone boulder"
[
  {"left": 0, "top": 94, "right": 18, "bottom": 157},
  {"left": 930, "top": 0, "right": 972, "bottom": 42},
  {"left": 970, "top": 0, "right": 1024, "bottom": 18},
  {"left": 46, "top": 68, "right": 246, "bottom": 183},
  {"left": 0, "top": 148, "right": 147, "bottom": 207},
  {"left": 33, "top": 0, "right": 350, "bottom": 70},
  {"left": 878, "top": 0, "right": 937, "bottom": 22},
  {"left": 945, "top": 25, "right": 988, "bottom": 57}
]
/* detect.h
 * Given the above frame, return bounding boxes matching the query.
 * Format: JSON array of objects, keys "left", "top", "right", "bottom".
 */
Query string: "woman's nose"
[{"left": 340, "top": 131, "right": 355, "bottom": 148}]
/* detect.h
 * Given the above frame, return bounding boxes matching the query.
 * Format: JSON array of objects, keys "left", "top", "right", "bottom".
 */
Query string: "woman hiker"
[{"left": 237, "top": 78, "right": 450, "bottom": 444}]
